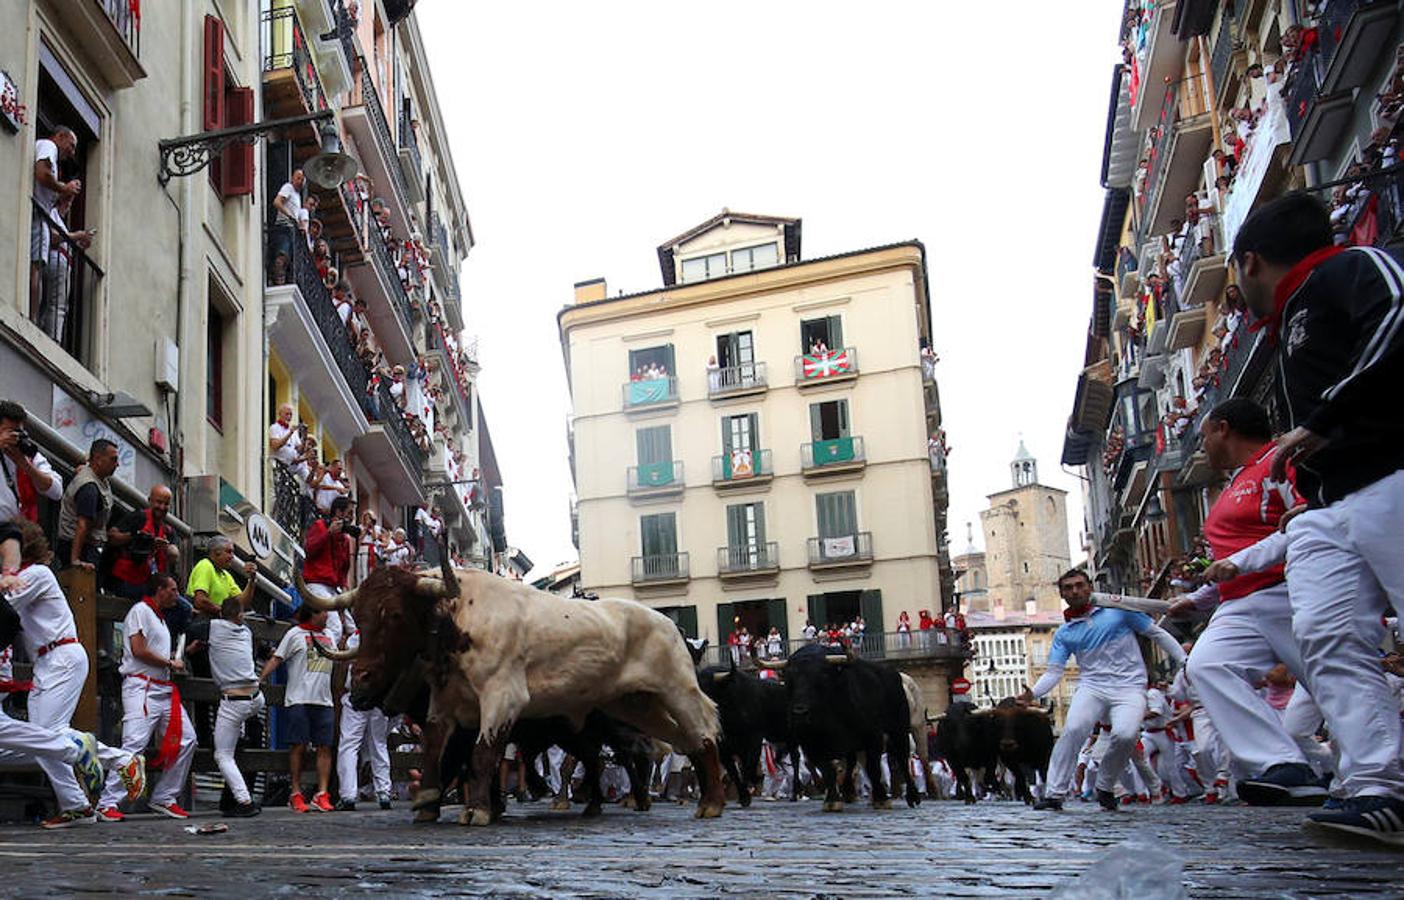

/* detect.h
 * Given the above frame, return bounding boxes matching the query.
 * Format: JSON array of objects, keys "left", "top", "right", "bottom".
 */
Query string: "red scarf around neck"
[
  {"left": 1063, "top": 603, "right": 1095, "bottom": 623},
  {"left": 1249, "top": 245, "right": 1345, "bottom": 343}
]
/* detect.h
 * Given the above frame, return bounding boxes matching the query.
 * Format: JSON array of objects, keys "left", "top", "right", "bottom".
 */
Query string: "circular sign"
[
  {"left": 245, "top": 513, "right": 274, "bottom": 561},
  {"left": 950, "top": 677, "right": 972, "bottom": 692}
]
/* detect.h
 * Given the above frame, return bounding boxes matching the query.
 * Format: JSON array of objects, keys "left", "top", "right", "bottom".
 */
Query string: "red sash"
[{"left": 126, "top": 672, "right": 184, "bottom": 770}]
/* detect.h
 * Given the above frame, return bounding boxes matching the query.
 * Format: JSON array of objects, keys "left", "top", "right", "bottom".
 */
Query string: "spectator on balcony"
[
  {"left": 55, "top": 438, "right": 117, "bottom": 571},
  {"left": 808, "top": 338, "right": 828, "bottom": 356},
  {"left": 303, "top": 496, "right": 354, "bottom": 611},
  {"left": 314, "top": 238, "right": 332, "bottom": 281},
  {"left": 764, "top": 627, "right": 783, "bottom": 659},
  {"left": 388, "top": 364, "right": 408, "bottom": 410},
  {"left": 0, "top": 399, "right": 63, "bottom": 523},
  {"left": 331, "top": 281, "right": 354, "bottom": 329},
  {"left": 307, "top": 216, "right": 324, "bottom": 248},
  {"left": 1212, "top": 148, "right": 1237, "bottom": 181},
  {"left": 384, "top": 527, "right": 412, "bottom": 568},
  {"left": 269, "top": 403, "right": 312, "bottom": 487},
  {"left": 705, "top": 356, "right": 720, "bottom": 393},
  {"left": 314, "top": 459, "right": 350, "bottom": 515},
  {"left": 270, "top": 169, "right": 305, "bottom": 285},
  {"left": 104, "top": 484, "right": 179, "bottom": 601},
  {"left": 39, "top": 192, "right": 93, "bottom": 344},
  {"left": 300, "top": 193, "right": 320, "bottom": 248},
  {"left": 30, "top": 125, "right": 80, "bottom": 322}
]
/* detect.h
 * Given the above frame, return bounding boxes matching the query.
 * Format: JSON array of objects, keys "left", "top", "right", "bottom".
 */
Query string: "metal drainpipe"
[{"left": 169, "top": 0, "right": 195, "bottom": 518}]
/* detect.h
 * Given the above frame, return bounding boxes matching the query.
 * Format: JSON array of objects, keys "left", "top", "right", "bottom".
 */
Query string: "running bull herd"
[{"left": 300, "top": 557, "right": 1053, "bottom": 824}]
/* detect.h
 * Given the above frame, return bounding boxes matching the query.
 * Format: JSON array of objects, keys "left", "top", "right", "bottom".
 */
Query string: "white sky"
[{"left": 418, "top": 1, "right": 1124, "bottom": 579}]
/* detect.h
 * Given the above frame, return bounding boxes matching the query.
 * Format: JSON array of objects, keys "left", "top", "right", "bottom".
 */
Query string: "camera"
[
  {"left": 129, "top": 530, "right": 156, "bottom": 556},
  {"left": 12, "top": 427, "right": 38, "bottom": 458},
  {"left": 341, "top": 522, "right": 362, "bottom": 539}
]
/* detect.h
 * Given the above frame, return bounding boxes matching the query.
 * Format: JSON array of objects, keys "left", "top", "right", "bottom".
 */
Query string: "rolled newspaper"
[{"left": 1090, "top": 592, "right": 1172, "bottom": 616}]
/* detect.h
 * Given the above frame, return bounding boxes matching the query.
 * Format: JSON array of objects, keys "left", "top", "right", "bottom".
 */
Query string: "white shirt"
[
  {"left": 314, "top": 472, "right": 346, "bottom": 513},
  {"left": 33, "top": 139, "right": 60, "bottom": 211},
  {"left": 415, "top": 507, "right": 442, "bottom": 537},
  {"left": 1144, "top": 687, "right": 1169, "bottom": 728},
  {"left": 6, "top": 565, "right": 78, "bottom": 658},
  {"left": 0, "top": 451, "right": 64, "bottom": 521},
  {"left": 268, "top": 421, "right": 301, "bottom": 466},
  {"left": 274, "top": 181, "right": 302, "bottom": 227},
  {"left": 119, "top": 600, "right": 172, "bottom": 680},
  {"left": 208, "top": 618, "right": 257, "bottom": 690},
  {"left": 273, "top": 625, "right": 334, "bottom": 707},
  {"left": 383, "top": 540, "right": 411, "bottom": 567}
]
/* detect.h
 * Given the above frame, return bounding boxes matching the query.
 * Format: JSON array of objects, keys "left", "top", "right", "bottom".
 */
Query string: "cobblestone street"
[{"left": 1, "top": 797, "right": 1398, "bottom": 897}]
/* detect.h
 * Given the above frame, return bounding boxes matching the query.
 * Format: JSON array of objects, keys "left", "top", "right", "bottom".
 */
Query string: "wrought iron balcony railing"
[
  {"left": 262, "top": 5, "right": 328, "bottom": 114},
  {"left": 717, "top": 542, "right": 779, "bottom": 575},
  {"left": 354, "top": 56, "right": 411, "bottom": 207},
  {"left": 365, "top": 207, "right": 416, "bottom": 329},
  {"left": 794, "top": 346, "right": 858, "bottom": 383},
  {"left": 711, "top": 448, "right": 771, "bottom": 483},
  {"left": 801, "top": 436, "right": 865, "bottom": 471},
  {"left": 30, "top": 198, "right": 102, "bottom": 365},
  {"left": 708, "top": 362, "right": 768, "bottom": 398},
  {"left": 631, "top": 552, "right": 690, "bottom": 584},
  {"left": 622, "top": 375, "right": 679, "bottom": 409},
  {"left": 806, "top": 532, "right": 873, "bottom": 567},
  {"left": 98, "top": 0, "right": 140, "bottom": 57}
]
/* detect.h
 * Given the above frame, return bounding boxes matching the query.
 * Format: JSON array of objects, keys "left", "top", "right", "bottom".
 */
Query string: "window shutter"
[
  {"left": 807, "top": 594, "right": 827, "bottom": 630},
  {"left": 220, "top": 87, "right": 255, "bottom": 198},
  {"left": 202, "top": 16, "right": 226, "bottom": 131},
  {"left": 716, "top": 603, "right": 735, "bottom": 645},
  {"left": 809, "top": 403, "right": 823, "bottom": 442},
  {"left": 663, "top": 344, "right": 676, "bottom": 376},
  {"left": 767, "top": 598, "right": 788, "bottom": 642},
  {"left": 836, "top": 399, "right": 849, "bottom": 437},
  {"left": 828, "top": 315, "right": 844, "bottom": 349},
  {"left": 676, "top": 605, "right": 698, "bottom": 640},
  {"left": 860, "top": 590, "right": 884, "bottom": 632}
]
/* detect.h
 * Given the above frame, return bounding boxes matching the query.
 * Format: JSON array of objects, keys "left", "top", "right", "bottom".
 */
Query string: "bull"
[
  {"left": 760, "top": 643, "right": 915, "bottom": 812},
  {"left": 301, "top": 561, "right": 726, "bottom": 825},
  {"left": 933, "top": 701, "right": 997, "bottom": 803},
  {"left": 990, "top": 701, "right": 1054, "bottom": 804},
  {"left": 699, "top": 663, "right": 800, "bottom": 805}
]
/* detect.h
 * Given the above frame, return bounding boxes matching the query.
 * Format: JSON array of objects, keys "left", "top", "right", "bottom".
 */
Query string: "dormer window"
[
  {"left": 680, "top": 252, "right": 727, "bottom": 284},
  {"left": 731, "top": 243, "right": 779, "bottom": 274}
]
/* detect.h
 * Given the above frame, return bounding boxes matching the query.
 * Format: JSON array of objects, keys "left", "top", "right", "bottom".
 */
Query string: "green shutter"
[
  {"left": 807, "top": 594, "right": 827, "bottom": 631},
  {"left": 663, "top": 344, "right": 676, "bottom": 376},
  {"left": 809, "top": 403, "right": 823, "bottom": 442},
  {"left": 828, "top": 315, "right": 844, "bottom": 349},
  {"left": 716, "top": 602, "right": 735, "bottom": 646},
  {"left": 726, "top": 504, "right": 746, "bottom": 548},
  {"left": 667, "top": 605, "right": 698, "bottom": 640},
  {"left": 860, "top": 589, "right": 883, "bottom": 630},
  {"left": 641, "top": 513, "right": 677, "bottom": 557},
  {"left": 836, "top": 399, "right": 849, "bottom": 437},
  {"left": 721, "top": 415, "right": 733, "bottom": 451},
  {"left": 753, "top": 501, "right": 767, "bottom": 545},
  {"left": 768, "top": 597, "right": 788, "bottom": 642}
]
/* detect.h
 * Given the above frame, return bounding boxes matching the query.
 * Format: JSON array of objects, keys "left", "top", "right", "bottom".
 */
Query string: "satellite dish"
[{"left": 306, "top": 126, "right": 358, "bottom": 189}]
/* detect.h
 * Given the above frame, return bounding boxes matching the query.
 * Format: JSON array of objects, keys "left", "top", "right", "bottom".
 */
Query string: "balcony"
[
  {"left": 794, "top": 347, "right": 858, "bottom": 388},
  {"left": 262, "top": 6, "right": 329, "bottom": 121},
  {"left": 806, "top": 532, "right": 874, "bottom": 571},
  {"left": 712, "top": 449, "right": 773, "bottom": 491},
  {"left": 397, "top": 103, "right": 425, "bottom": 202},
  {"left": 717, "top": 542, "right": 780, "bottom": 581},
  {"left": 342, "top": 57, "right": 412, "bottom": 224},
  {"left": 1222, "top": 87, "right": 1292, "bottom": 250},
  {"left": 626, "top": 460, "right": 684, "bottom": 501},
  {"left": 801, "top": 436, "right": 866, "bottom": 478},
  {"left": 1318, "top": 0, "right": 1401, "bottom": 95},
  {"left": 343, "top": 215, "right": 416, "bottom": 363},
  {"left": 623, "top": 376, "right": 679, "bottom": 414},
  {"left": 631, "top": 552, "right": 690, "bottom": 588},
  {"left": 1129, "top": 0, "right": 1184, "bottom": 133},
  {"left": 68, "top": 0, "right": 145, "bottom": 88},
  {"left": 1285, "top": 56, "right": 1353, "bottom": 166},
  {"left": 708, "top": 362, "right": 768, "bottom": 400},
  {"left": 1141, "top": 77, "right": 1215, "bottom": 239}
]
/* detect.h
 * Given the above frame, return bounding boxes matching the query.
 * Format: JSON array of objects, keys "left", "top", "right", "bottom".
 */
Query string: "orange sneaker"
[
  {"left": 96, "top": 807, "right": 125, "bottom": 823},
  {"left": 151, "top": 801, "right": 189, "bottom": 819},
  {"left": 311, "top": 791, "right": 335, "bottom": 812},
  {"left": 289, "top": 792, "right": 311, "bottom": 814}
]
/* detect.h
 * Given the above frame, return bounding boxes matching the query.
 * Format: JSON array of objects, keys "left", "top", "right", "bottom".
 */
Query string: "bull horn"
[
  {"left": 415, "top": 576, "right": 449, "bottom": 598},
  {"left": 438, "top": 536, "right": 459, "bottom": 598},
  {"left": 312, "top": 640, "right": 361, "bottom": 661},
  {"left": 756, "top": 658, "right": 787, "bottom": 671},
  {"left": 823, "top": 654, "right": 849, "bottom": 664},
  {"left": 296, "top": 570, "right": 357, "bottom": 611},
  {"left": 711, "top": 671, "right": 731, "bottom": 683}
]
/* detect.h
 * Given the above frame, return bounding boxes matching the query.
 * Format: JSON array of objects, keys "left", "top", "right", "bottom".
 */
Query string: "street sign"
[
  {"left": 951, "top": 677, "right": 972, "bottom": 693},
  {"left": 245, "top": 512, "right": 274, "bottom": 561}
]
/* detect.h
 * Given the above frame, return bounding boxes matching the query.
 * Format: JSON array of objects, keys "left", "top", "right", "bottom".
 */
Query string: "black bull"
[
  {"left": 764, "top": 643, "right": 917, "bottom": 812},
  {"left": 699, "top": 664, "right": 800, "bottom": 804},
  {"left": 935, "top": 702, "right": 1054, "bottom": 803}
]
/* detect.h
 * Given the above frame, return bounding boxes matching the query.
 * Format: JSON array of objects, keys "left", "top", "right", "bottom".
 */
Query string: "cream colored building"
[
  {"left": 559, "top": 211, "right": 954, "bottom": 648},
  {"left": 965, "top": 612, "right": 1078, "bottom": 731},
  {"left": 978, "top": 443, "right": 1071, "bottom": 618}
]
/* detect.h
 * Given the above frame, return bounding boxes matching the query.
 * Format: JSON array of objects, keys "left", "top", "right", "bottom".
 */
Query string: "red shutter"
[
  {"left": 202, "top": 15, "right": 225, "bottom": 131},
  {"left": 220, "top": 87, "right": 255, "bottom": 198}
]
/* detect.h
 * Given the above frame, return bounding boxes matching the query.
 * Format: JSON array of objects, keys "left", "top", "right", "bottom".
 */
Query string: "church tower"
[{"left": 978, "top": 442, "right": 1071, "bottom": 617}]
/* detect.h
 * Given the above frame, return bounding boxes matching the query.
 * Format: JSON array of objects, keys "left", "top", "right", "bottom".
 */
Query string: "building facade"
[
  {"left": 1061, "top": 0, "right": 1401, "bottom": 600},
  {"left": 559, "top": 211, "right": 959, "bottom": 681},
  {"left": 977, "top": 443, "right": 1071, "bottom": 618}
]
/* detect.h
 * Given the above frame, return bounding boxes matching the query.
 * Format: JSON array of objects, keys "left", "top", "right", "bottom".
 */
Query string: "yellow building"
[{"left": 559, "top": 211, "right": 954, "bottom": 650}]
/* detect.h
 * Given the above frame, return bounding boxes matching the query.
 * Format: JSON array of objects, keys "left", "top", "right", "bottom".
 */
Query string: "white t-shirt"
[
  {"left": 119, "top": 600, "right": 171, "bottom": 680},
  {"left": 274, "top": 625, "right": 334, "bottom": 707},
  {"left": 314, "top": 472, "right": 345, "bottom": 513},
  {"left": 6, "top": 565, "right": 77, "bottom": 658},
  {"left": 33, "top": 139, "right": 60, "bottom": 211},
  {"left": 208, "top": 618, "right": 257, "bottom": 690},
  {"left": 0, "top": 452, "right": 63, "bottom": 521},
  {"left": 415, "top": 507, "right": 442, "bottom": 537},
  {"left": 274, "top": 181, "right": 302, "bottom": 227},
  {"left": 269, "top": 421, "right": 301, "bottom": 465},
  {"left": 383, "top": 541, "right": 411, "bottom": 567}
]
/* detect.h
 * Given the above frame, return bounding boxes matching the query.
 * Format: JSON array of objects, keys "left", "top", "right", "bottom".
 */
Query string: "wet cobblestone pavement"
[{"left": 2, "top": 796, "right": 1400, "bottom": 897}]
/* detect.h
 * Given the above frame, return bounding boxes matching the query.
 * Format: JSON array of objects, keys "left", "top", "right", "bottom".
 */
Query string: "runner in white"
[
  {"left": 1022, "top": 568, "right": 1185, "bottom": 811},
  {"left": 334, "top": 625, "right": 392, "bottom": 811},
  {"left": 207, "top": 596, "right": 263, "bottom": 817}
]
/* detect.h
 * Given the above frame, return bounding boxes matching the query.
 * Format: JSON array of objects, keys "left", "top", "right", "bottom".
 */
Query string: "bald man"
[{"left": 105, "top": 484, "right": 180, "bottom": 601}]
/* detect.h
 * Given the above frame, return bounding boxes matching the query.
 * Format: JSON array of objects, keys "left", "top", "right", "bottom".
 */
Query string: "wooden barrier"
[{"left": 56, "top": 567, "right": 99, "bottom": 733}]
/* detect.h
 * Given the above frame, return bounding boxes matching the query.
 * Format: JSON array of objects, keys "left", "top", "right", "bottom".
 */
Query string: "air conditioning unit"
[{"left": 155, "top": 337, "right": 179, "bottom": 394}]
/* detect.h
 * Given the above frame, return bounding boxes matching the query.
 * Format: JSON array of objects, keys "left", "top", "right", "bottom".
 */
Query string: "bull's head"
[{"left": 300, "top": 548, "right": 461, "bottom": 714}]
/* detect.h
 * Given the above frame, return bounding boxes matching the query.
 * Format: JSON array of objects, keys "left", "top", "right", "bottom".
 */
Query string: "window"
[
  {"left": 636, "top": 425, "right": 672, "bottom": 466},
  {"left": 640, "top": 512, "right": 678, "bottom": 559},
  {"left": 715, "top": 330, "right": 755, "bottom": 371},
  {"left": 726, "top": 502, "right": 766, "bottom": 550},
  {"left": 628, "top": 344, "right": 674, "bottom": 379},
  {"left": 202, "top": 17, "right": 253, "bottom": 199},
  {"left": 722, "top": 413, "right": 757, "bottom": 454},
  {"left": 800, "top": 315, "right": 843, "bottom": 353},
  {"left": 815, "top": 491, "right": 858, "bottom": 539},
  {"left": 680, "top": 252, "right": 726, "bottom": 283},
  {"left": 809, "top": 399, "right": 849, "bottom": 441},
  {"left": 731, "top": 243, "right": 778, "bottom": 274},
  {"left": 207, "top": 304, "right": 225, "bottom": 430}
]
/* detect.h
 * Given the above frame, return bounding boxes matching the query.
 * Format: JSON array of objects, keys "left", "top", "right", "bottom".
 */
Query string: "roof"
[
  {"left": 1012, "top": 439, "right": 1035, "bottom": 463},
  {"left": 656, "top": 210, "right": 802, "bottom": 286}
]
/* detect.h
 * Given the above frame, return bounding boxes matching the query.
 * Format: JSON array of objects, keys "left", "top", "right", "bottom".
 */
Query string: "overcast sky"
[{"left": 418, "top": 1, "right": 1121, "bottom": 580}]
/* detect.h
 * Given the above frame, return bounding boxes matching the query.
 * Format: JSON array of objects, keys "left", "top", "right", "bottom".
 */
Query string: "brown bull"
[{"left": 301, "top": 562, "right": 726, "bottom": 825}]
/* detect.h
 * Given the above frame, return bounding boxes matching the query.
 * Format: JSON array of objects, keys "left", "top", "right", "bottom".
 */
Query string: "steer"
[
  {"left": 933, "top": 702, "right": 997, "bottom": 803},
  {"left": 990, "top": 701, "right": 1055, "bottom": 804},
  {"left": 761, "top": 643, "right": 914, "bottom": 812},
  {"left": 699, "top": 662, "right": 800, "bottom": 805},
  {"left": 898, "top": 673, "right": 931, "bottom": 803},
  {"left": 301, "top": 562, "right": 726, "bottom": 825}
]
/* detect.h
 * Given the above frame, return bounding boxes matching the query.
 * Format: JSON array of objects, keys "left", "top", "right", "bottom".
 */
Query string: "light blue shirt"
[{"left": 1040, "top": 607, "right": 1157, "bottom": 695}]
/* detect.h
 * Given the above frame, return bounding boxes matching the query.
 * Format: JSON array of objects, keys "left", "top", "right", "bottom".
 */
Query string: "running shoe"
[
  {"left": 1097, "top": 789, "right": 1119, "bottom": 811},
  {"left": 334, "top": 798, "right": 357, "bottom": 812},
  {"left": 289, "top": 792, "right": 310, "bottom": 814},
  {"left": 378, "top": 792, "right": 392, "bottom": 811},
  {"left": 1238, "top": 763, "right": 1328, "bottom": 807},
  {"left": 41, "top": 807, "right": 95, "bottom": 829},
  {"left": 224, "top": 801, "right": 261, "bottom": 818},
  {"left": 1032, "top": 797, "right": 1063, "bottom": 811},
  {"left": 311, "top": 791, "right": 335, "bottom": 812},
  {"left": 1307, "top": 795, "right": 1404, "bottom": 847},
  {"left": 69, "top": 732, "right": 103, "bottom": 800},
  {"left": 95, "top": 806, "right": 125, "bottom": 822},
  {"left": 151, "top": 801, "right": 189, "bottom": 819},
  {"left": 118, "top": 754, "right": 146, "bottom": 803}
]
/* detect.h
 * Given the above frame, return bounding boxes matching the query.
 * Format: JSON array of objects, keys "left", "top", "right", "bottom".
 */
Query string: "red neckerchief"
[
  {"left": 296, "top": 621, "right": 321, "bottom": 632},
  {"left": 142, "top": 596, "right": 166, "bottom": 621},
  {"left": 1063, "top": 603, "right": 1095, "bottom": 623},
  {"left": 1249, "top": 245, "right": 1345, "bottom": 343}
]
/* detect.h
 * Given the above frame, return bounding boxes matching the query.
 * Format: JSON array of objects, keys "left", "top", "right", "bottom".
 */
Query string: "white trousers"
[
  {"left": 1286, "top": 470, "right": 1404, "bottom": 800},
  {"left": 1188, "top": 584, "right": 1315, "bottom": 777},
  {"left": 1190, "top": 707, "right": 1232, "bottom": 785},
  {"left": 1045, "top": 685, "right": 1148, "bottom": 799},
  {"left": 1143, "top": 730, "right": 1190, "bottom": 796},
  {"left": 214, "top": 693, "right": 265, "bottom": 804},
  {"left": 337, "top": 693, "right": 390, "bottom": 801},
  {"left": 98, "top": 677, "right": 197, "bottom": 808}
]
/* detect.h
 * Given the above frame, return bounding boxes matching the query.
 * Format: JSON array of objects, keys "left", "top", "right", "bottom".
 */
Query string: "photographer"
[
  {"left": 302, "top": 496, "right": 356, "bottom": 646},
  {"left": 0, "top": 400, "right": 63, "bottom": 523},
  {"left": 104, "top": 484, "right": 179, "bottom": 600}
]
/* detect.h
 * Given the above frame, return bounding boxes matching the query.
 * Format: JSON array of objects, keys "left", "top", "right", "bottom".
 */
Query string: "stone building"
[{"left": 978, "top": 442, "right": 1071, "bottom": 618}]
